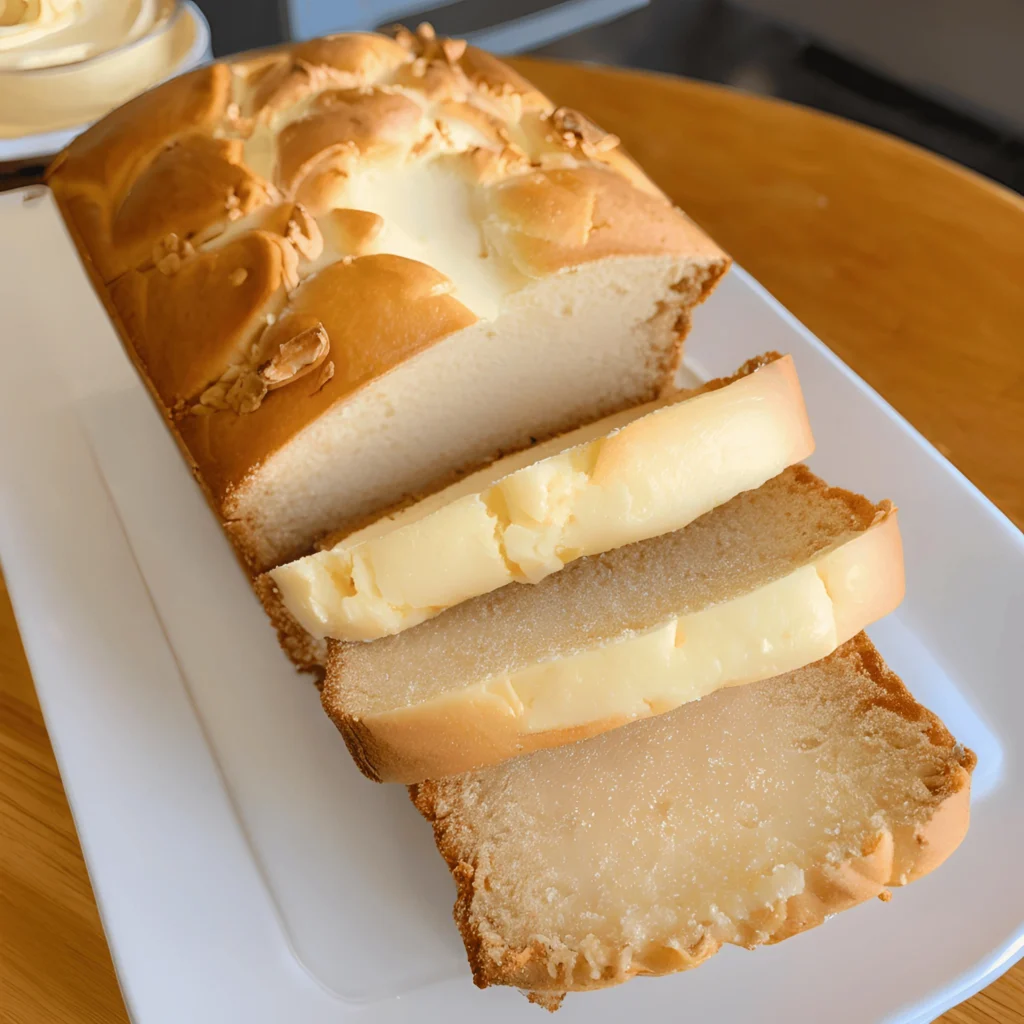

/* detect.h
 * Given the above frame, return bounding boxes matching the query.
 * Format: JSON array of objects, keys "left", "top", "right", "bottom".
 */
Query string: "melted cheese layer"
[
  {"left": 368, "top": 521, "right": 897, "bottom": 738},
  {"left": 271, "top": 356, "right": 812, "bottom": 641}
]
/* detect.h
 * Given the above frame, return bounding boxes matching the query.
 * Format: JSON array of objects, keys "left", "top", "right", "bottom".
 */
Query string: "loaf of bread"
[
  {"left": 266, "top": 352, "right": 812, "bottom": 655},
  {"left": 412, "top": 633, "right": 975, "bottom": 1006},
  {"left": 325, "top": 466, "right": 904, "bottom": 782},
  {"left": 47, "top": 26, "right": 729, "bottom": 572}
]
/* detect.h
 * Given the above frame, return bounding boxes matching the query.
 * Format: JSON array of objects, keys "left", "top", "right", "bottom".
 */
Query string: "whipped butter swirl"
[
  {"left": 0, "top": 0, "right": 171, "bottom": 69},
  {"left": 0, "top": 1, "right": 78, "bottom": 57},
  {"left": 0, "top": 0, "right": 195, "bottom": 139}
]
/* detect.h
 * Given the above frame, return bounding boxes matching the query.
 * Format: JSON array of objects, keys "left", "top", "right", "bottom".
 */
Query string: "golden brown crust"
[
  {"left": 410, "top": 634, "right": 975, "bottom": 996},
  {"left": 275, "top": 88, "right": 425, "bottom": 193},
  {"left": 290, "top": 32, "right": 411, "bottom": 80},
  {"left": 47, "top": 28, "right": 729, "bottom": 562},
  {"left": 110, "top": 231, "right": 296, "bottom": 406},
  {"left": 329, "top": 677, "right": 632, "bottom": 784},
  {"left": 179, "top": 254, "right": 478, "bottom": 503},
  {"left": 104, "top": 134, "right": 274, "bottom": 280},
  {"left": 253, "top": 574, "right": 326, "bottom": 673},
  {"left": 457, "top": 45, "right": 549, "bottom": 111},
  {"left": 829, "top": 508, "right": 904, "bottom": 644},
  {"left": 486, "top": 166, "right": 724, "bottom": 280},
  {"left": 48, "top": 65, "right": 236, "bottom": 283}
]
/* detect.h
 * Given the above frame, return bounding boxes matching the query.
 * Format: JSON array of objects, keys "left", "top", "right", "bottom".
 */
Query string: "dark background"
[{"left": 192, "top": 0, "right": 1023, "bottom": 193}]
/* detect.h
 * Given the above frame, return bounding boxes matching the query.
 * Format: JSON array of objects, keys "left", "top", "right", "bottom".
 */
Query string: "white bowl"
[{"left": 0, "top": 0, "right": 211, "bottom": 165}]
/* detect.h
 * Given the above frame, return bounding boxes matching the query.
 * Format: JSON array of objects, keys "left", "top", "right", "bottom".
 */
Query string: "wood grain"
[
  {"left": 2, "top": 61, "right": 1022, "bottom": 1023},
  {"left": 513, "top": 59, "right": 1024, "bottom": 530},
  {"left": 1, "top": 571, "right": 129, "bottom": 1024}
]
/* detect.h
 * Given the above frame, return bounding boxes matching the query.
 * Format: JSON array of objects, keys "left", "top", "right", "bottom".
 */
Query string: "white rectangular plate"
[{"left": 0, "top": 188, "right": 1021, "bottom": 1024}]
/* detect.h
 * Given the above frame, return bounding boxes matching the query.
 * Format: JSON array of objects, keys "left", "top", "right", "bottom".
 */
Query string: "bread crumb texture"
[
  {"left": 48, "top": 24, "right": 727, "bottom": 521},
  {"left": 412, "top": 634, "right": 974, "bottom": 999}
]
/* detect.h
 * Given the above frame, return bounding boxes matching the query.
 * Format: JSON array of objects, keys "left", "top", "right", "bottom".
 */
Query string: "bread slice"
[
  {"left": 325, "top": 466, "right": 904, "bottom": 782},
  {"left": 267, "top": 353, "right": 813, "bottom": 646},
  {"left": 47, "top": 28, "right": 728, "bottom": 573},
  {"left": 411, "top": 633, "right": 975, "bottom": 1006}
]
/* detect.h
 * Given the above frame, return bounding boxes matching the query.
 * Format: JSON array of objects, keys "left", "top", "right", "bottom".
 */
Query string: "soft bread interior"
[
  {"left": 270, "top": 353, "right": 812, "bottom": 641},
  {"left": 376, "top": 516, "right": 899, "bottom": 733},
  {"left": 49, "top": 35, "right": 729, "bottom": 575},
  {"left": 412, "top": 634, "right": 975, "bottom": 998},
  {"left": 326, "top": 466, "right": 904, "bottom": 781},
  {"left": 229, "top": 252, "right": 716, "bottom": 569}
]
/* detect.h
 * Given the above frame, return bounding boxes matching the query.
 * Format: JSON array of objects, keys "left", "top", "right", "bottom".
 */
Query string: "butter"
[
  {"left": 336, "top": 160, "right": 526, "bottom": 319},
  {"left": 0, "top": 0, "right": 165, "bottom": 68},
  {"left": 481, "top": 564, "right": 836, "bottom": 732},
  {"left": 0, "top": 0, "right": 78, "bottom": 53},
  {"left": 0, "top": 0, "right": 195, "bottom": 138},
  {"left": 376, "top": 562, "right": 837, "bottom": 735},
  {"left": 361, "top": 494, "right": 512, "bottom": 608},
  {"left": 238, "top": 81, "right": 531, "bottom": 315},
  {"left": 817, "top": 517, "right": 904, "bottom": 643},
  {"left": 271, "top": 356, "right": 811, "bottom": 641}
]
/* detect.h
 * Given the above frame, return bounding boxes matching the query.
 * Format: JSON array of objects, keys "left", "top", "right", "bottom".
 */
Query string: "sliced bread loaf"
[
  {"left": 411, "top": 633, "right": 975, "bottom": 1005},
  {"left": 268, "top": 352, "right": 813, "bottom": 647},
  {"left": 48, "top": 27, "right": 728, "bottom": 572},
  {"left": 325, "top": 466, "right": 904, "bottom": 782}
]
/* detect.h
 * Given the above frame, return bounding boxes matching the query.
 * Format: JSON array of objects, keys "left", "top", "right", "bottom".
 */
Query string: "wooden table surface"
[{"left": 2, "top": 60, "right": 1023, "bottom": 1024}]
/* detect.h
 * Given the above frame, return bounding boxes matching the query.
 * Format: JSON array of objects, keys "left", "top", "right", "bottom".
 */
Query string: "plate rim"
[{"left": 0, "top": 186, "right": 1021, "bottom": 1024}]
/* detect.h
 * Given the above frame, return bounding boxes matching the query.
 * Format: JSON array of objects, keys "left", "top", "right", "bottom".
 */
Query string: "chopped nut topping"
[
  {"left": 280, "top": 243, "right": 301, "bottom": 292},
  {"left": 537, "top": 150, "right": 578, "bottom": 172},
  {"left": 440, "top": 38, "right": 467, "bottom": 63},
  {"left": 224, "top": 189, "right": 246, "bottom": 221},
  {"left": 151, "top": 237, "right": 172, "bottom": 264},
  {"left": 284, "top": 203, "right": 324, "bottom": 262},
  {"left": 318, "top": 208, "right": 384, "bottom": 257},
  {"left": 156, "top": 252, "right": 182, "bottom": 276},
  {"left": 151, "top": 231, "right": 196, "bottom": 275},
  {"left": 222, "top": 99, "right": 254, "bottom": 139},
  {"left": 226, "top": 372, "right": 268, "bottom": 414},
  {"left": 314, "top": 359, "right": 335, "bottom": 393},
  {"left": 466, "top": 143, "right": 531, "bottom": 184},
  {"left": 549, "top": 107, "right": 619, "bottom": 154},
  {"left": 434, "top": 118, "right": 453, "bottom": 146},
  {"left": 410, "top": 130, "right": 439, "bottom": 159},
  {"left": 258, "top": 321, "right": 330, "bottom": 389},
  {"left": 387, "top": 24, "right": 417, "bottom": 51},
  {"left": 184, "top": 259, "right": 326, "bottom": 418},
  {"left": 197, "top": 382, "right": 229, "bottom": 411},
  {"left": 386, "top": 21, "right": 466, "bottom": 69}
]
